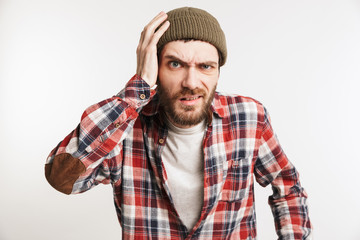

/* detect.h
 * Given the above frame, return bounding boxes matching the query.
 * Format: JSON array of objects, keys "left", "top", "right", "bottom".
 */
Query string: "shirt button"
[
  {"left": 158, "top": 138, "right": 164, "bottom": 144},
  {"left": 140, "top": 94, "right": 146, "bottom": 100},
  {"left": 115, "top": 123, "right": 120, "bottom": 128}
]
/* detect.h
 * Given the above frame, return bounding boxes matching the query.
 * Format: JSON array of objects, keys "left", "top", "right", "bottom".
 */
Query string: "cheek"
[
  {"left": 202, "top": 76, "right": 218, "bottom": 92},
  {"left": 158, "top": 65, "right": 172, "bottom": 86},
  {"left": 157, "top": 64, "right": 165, "bottom": 83},
  {"left": 158, "top": 71, "right": 182, "bottom": 91}
]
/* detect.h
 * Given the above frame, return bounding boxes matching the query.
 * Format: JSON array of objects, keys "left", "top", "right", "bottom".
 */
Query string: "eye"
[
  {"left": 169, "top": 61, "right": 181, "bottom": 68},
  {"left": 201, "top": 64, "right": 212, "bottom": 70}
]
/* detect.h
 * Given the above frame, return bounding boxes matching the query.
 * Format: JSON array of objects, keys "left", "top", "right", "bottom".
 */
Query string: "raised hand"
[{"left": 136, "top": 11, "right": 170, "bottom": 88}]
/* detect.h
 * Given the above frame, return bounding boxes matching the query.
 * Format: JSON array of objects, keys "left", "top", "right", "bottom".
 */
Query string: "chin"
[{"left": 169, "top": 108, "right": 207, "bottom": 127}]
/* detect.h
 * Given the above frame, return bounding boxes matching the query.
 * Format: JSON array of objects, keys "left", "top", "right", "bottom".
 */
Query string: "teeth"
[{"left": 184, "top": 97, "right": 199, "bottom": 100}]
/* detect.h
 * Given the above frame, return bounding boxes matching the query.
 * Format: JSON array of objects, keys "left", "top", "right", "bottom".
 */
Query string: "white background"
[{"left": 1, "top": 0, "right": 360, "bottom": 239}]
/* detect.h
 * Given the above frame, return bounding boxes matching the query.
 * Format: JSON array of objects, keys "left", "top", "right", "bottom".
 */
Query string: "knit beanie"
[{"left": 157, "top": 7, "right": 227, "bottom": 66}]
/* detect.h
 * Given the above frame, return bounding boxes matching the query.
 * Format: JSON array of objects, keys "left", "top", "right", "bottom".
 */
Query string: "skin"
[
  {"left": 157, "top": 41, "right": 219, "bottom": 128},
  {"left": 136, "top": 11, "right": 170, "bottom": 88},
  {"left": 136, "top": 12, "right": 220, "bottom": 128}
]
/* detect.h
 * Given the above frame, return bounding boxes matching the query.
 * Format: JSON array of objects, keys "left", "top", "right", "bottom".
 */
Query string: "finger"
[
  {"left": 138, "top": 12, "right": 165, "bottom": 45},
  {"left": 150, "top": 20, "right": 170, "bottom": 45},
  {"left": 146, "top": 11, "right": 167, "bottom": 31},
  {"left": 138, "top": 29, "right": 145, "bottom": 47},
  {"left": 137, "top": 12, "right": 167, "bottom": 54},
  {"left": 142, "top": 12, "right": 168, "bottom": 44}
]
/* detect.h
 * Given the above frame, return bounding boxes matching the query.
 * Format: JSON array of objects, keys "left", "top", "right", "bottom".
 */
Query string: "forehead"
[{"left": 160, "top": 40, "right": 219, "bottom": 63}]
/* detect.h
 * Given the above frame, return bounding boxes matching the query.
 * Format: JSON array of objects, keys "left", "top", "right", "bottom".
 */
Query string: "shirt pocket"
[{"left": 220, "top": 157, "right": 252, "bottom": 202}]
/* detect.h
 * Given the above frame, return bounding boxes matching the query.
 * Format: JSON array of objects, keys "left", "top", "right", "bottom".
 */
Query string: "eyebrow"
[{"left": 163, "top": 55, "right": 218, "bottom": 67}]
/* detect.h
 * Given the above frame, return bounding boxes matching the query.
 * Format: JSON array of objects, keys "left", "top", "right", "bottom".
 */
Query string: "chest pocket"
[{"left": 220, "top": 157, "right": 252, "bottom": 202}]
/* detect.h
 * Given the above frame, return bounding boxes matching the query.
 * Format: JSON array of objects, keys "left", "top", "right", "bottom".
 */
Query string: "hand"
[{"left": 136, "top": 11, "right": 170, "bottom": 88}]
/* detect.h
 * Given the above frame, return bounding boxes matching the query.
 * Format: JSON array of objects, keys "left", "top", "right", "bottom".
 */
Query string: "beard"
[{"left": 157, "top": 84, "right": 216, "bottom": 127}]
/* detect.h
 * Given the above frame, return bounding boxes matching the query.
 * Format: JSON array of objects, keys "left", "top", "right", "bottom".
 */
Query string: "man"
[{"left": 45, "top": 7, "right": 312, "bottom": 239}]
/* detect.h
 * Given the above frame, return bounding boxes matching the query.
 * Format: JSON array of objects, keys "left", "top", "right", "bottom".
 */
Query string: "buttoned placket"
[
  {"left": 152, "top": 125, "right": 191, "bottom": 235},
  {"left": 188, "top": 120, "right": 237, "bottom": 239},
  {"left": 140, "top": 95, "right": 236, "bottom": 238}
]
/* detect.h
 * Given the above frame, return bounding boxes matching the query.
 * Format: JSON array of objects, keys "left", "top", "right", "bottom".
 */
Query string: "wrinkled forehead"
[{"left": 160, "top": 40, "right": 219, "bottom": 65}]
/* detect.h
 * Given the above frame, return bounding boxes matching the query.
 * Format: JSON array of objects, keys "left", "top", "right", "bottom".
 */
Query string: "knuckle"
[
  {"left": 145, "top": 45, "right": 154, "bottom": 52},
  {"left": 144, "top": 24, "right": 155, "bottom": 34},
  {"left": 143, "top": 25, "right": 150, "bottom": 32},
  {"left": 140, "top": 45, "right": 147, "bottom": 52}
]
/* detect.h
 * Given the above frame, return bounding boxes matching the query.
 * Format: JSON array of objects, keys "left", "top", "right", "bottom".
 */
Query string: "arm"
[
  {"left": 45, "top": 75, "right": 153, "bottom": 194},
  {"left": 45, "top": 11, "right": 170, "bottom": 195},
  {"left": 254, "top": 107, "right": 312, "bottom": 239}
]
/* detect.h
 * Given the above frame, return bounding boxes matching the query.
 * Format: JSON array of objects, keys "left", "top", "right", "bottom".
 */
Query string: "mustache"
[{"left": 173, "top": 88, "right": 206, "bottom": 99}]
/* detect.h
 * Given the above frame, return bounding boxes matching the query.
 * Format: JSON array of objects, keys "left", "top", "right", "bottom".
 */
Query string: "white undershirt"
[{"left": 161, "top": 119, "right": 206, "bottom": 231}]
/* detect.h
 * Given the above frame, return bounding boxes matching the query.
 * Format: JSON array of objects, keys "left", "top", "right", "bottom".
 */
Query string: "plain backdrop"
[{"left": 1, "top": 0, "right": 360, "bottom": 239}]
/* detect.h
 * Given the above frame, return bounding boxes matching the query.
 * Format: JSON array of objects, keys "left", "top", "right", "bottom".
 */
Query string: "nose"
[{"left": 181, "top": 67, "right": 200, "bottom": 90}]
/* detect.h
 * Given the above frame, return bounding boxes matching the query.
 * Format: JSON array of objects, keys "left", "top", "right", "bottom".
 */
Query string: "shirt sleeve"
[
  {"left": 254, "top": 107, "right": 312, "bottom": 239},
  {"left": 45, "top": 74, "right": 154, "bottom": 195}
]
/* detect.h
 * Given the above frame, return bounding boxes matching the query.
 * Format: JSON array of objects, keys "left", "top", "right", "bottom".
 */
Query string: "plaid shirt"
[{"left": 45, "top": 75, "right": 312, "bottom": 239}]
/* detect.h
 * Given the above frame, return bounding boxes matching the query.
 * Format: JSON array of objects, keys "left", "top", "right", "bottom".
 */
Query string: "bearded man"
[{"left": 45, "top": 7, "right": 312, "bottom": 239}]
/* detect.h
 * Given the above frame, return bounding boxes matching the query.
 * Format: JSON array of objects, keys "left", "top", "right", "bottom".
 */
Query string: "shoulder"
[{"left": 213, "top": 92, "right": 266, "bottom": 119}]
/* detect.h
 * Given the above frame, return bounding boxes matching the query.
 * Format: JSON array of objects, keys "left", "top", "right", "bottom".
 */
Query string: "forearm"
[
  {"left": 45, "top": 74, "right": 153, "bottom": 194},
  {"left": 268, "top": 163, "right": 312, "bottom": 239}
]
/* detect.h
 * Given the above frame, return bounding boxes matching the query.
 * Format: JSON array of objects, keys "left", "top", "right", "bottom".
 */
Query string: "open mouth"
[
  {"left": 179, "top": 95, "right": 202, "bottom": 106},
  {"left": 181, "top": 96, "right": 201, "bottom": 101}
]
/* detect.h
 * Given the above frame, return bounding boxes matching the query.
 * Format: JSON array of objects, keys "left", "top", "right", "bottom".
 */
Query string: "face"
[{"left": 157, "top": 40, "right": 219, "bottom": 128}]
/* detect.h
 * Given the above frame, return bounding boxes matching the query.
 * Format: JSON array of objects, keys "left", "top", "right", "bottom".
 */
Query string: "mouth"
[{"left": 179, "top": 95, "right": 203, "bottom": 106}]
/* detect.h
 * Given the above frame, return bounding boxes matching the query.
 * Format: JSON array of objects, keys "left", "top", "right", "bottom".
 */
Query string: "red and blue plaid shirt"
[{"left": 45, "top": 75, "right": 312, "bottom": 239}]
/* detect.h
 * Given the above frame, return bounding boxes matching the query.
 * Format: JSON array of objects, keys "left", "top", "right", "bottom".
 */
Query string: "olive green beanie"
[{"left": 157, "top": 7, "right": 227, "bottom": 66}]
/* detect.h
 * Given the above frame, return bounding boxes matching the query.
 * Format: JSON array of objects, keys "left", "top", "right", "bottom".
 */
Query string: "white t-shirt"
[{"left": 161, "top": 119, "right": 206, "bottom": 231}]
